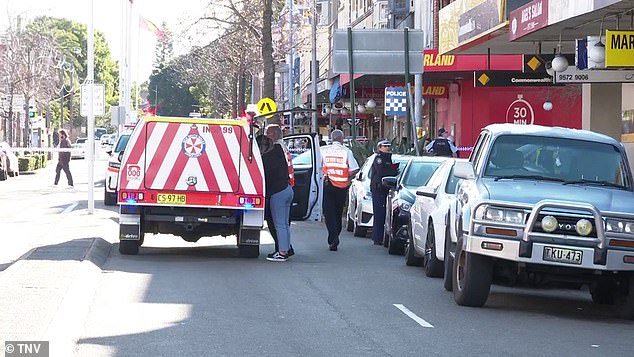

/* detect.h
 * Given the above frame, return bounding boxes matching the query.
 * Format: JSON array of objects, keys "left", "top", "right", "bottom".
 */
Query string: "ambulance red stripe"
[
  {"left": 209, "top": 125, "right": 239, "bottom": 191},
  {"left": 120, "top": 123, "right": 156, "bottom": 189},
  {"left": 162, "top": 146, "right": 194, "bottom": 190},
  {"left": 144, "top": 122, "right": 181, "bottom": 188},
  {"left": 196, "top": 151, "right": 220, "bottom": 192},
  {"left": 233, "top": 128, "right": 263, "bottom": 194}
]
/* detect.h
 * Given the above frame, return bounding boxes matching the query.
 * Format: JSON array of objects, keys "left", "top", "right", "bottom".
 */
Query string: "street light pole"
[
  {"left": 87, "top": 0, "right": 95, "bottom": 214},
  {"left": 311, "top": 0, "right": 318, "bottom": 133}
]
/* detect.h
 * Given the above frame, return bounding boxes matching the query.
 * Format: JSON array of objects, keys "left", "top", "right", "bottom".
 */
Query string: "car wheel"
[
  {"left": 443, "top": 226, "right": 454, "bottom": 291},
  {"left": 119, "top": 240, "right": 139, "bottom": 255},
  {"left": 405, "top": 237, "right": 423, "bottom": 266},
  {"left": 388, "top": 225, "right": 405, "bottom": 255},
  {"left": 590, "top": 279, "right": 616, "bottom": 305},
  {"left": 424, "top": 221, "right": 444, "bottom": 278},
  {"left": 346, "top": 214, "right": 354, "bottom": 232},
  {"left": 452, "top": 237, "right": 493, "bottom": 307},
  {"left": 104, "top": 188, "right": 117, "bottom": 206},
  {"left": 622, "top": 274, "right": 634, "bottom": 320},
  {"left": 353, "top": 218, "right": 367, "bottom": 237},
  {"left": 0, "top": 167, "right": 7, "bottom": 181}
]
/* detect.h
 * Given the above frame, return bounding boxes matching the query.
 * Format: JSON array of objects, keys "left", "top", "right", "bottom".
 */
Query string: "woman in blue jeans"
[{"left": 260, "top": 126, "right": 294, "bottom": 262}]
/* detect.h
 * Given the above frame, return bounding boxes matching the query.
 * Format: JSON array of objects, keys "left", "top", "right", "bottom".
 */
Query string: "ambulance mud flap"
[
  {"left": 238, "top": 229, "right": 260, "bottom": 258},
  {"left": 119, "top": 214, "right": 141, "bottom": 241}
]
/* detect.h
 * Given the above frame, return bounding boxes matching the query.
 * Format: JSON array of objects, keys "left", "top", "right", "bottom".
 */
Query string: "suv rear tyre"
[
  {"left": 453, "top": 237, "right": 493, "bottom": 307},
  {"left": 405, "top": 238, "right": 423, "bottom": 266},
  {"left": 443, "top": 232, "right": 454, "bottom": 291},
  {"left": 238, "top": 245, "right": 259, "bottom": 258},
  {"left": 119, "top": 240, "right": 139, "bottom": 255}
]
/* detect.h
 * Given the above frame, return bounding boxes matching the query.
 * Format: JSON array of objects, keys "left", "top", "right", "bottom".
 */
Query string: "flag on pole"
[{"left": 139, "top": 16, "right": 164, "bottom": 39}]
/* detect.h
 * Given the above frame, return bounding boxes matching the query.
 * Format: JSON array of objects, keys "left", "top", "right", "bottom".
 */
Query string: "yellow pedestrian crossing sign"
[{"left": 257, "top": 97, "right": 277, "bottom": 118}]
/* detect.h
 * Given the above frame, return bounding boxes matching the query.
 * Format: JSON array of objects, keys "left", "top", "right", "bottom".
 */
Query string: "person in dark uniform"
[
  {"left": 425, "top": 128, "right": 457, "bottom": 157},
  {"left": 370, "top": 140, "right": 399, "bottom": 246}
]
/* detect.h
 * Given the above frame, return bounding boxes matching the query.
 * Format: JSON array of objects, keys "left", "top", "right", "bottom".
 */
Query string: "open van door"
[{"left": 283, "top": 133, "right": 323, "bottom": 221}]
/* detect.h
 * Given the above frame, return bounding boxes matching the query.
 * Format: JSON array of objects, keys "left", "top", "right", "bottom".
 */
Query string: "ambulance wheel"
[
  {"left": 104, "top": 188, "right": 117, "bottom": 206},
  {"left": 119, "top": 240, "right": 139, "bottom": 255},
  {"left": 238, "top": 245, "right": 259, "bottom": 258}
]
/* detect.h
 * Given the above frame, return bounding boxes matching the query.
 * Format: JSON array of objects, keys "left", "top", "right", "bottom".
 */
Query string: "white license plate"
[{"left": 543, "top": 246, "right": 583, "bottom": 265}]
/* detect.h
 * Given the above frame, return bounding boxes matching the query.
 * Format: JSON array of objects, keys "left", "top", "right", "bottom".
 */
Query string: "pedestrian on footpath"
[
  {"left": 54, "top": 129, "right": 74, "bottom": 188},
  {"left": 370, "top": 140, "right": 399, "bottom": 246},
  {"left": 425, "top": 128, "right": 457, "bottom": 157},
  {"left": 263, "top": 124, "right": 295, "bottom": 257},
  {"left": 321, "top": 129, "right": 359, "bottom": 251},
  {"left": 260, "top": 124, "right": 295, "bottom": 262}
]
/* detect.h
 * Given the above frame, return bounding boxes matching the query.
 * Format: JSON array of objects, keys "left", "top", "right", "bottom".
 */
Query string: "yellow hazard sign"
[
  {"left": 605, "top": 30, "right": 634, "bottom": 67},
  {"left": 257, "top": 97, "right": 277, "bottom": 118}
]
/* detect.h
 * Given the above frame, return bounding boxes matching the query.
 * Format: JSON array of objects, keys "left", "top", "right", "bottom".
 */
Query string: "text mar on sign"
[{"left": 605, "top": 30, "right": 634, "bottom": 67}]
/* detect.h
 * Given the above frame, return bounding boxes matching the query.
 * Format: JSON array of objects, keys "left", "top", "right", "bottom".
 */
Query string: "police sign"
[
  {"left": 384, "top": 87, "right": 407, "bottom": 116},
  {"left": 605, "top": 30, "right": 634, "bottom": 67}
]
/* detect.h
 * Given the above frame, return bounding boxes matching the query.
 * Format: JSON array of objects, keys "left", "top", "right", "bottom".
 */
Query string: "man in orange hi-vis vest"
[{"left": 321, "top": 129, "right": 359, "bottom": 251}]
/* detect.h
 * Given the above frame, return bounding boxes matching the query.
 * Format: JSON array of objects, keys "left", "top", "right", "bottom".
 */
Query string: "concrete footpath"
[{"left": 0, "top": 207, "right": 118, "bottom": 357}]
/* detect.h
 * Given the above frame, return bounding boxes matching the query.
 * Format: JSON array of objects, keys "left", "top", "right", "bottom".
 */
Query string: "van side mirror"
[
  {"left": 454, "top": 161, "right": 475, "bottom": 180},
  {"left": 382, "top": 176, "right": 397, "bottom": 188},
  {"left": 416, "top": 186, "right": 437, "bottom": 199}
]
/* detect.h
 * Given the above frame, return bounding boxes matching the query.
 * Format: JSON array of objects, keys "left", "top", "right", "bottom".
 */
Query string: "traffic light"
[{"left": 28, "top": 105, "right": 35, "bottom": 118}]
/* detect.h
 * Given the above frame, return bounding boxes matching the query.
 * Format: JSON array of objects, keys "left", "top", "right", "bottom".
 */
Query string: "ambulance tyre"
[
  {"left": 119, "top": 240, "right": 139, "bottom": 255},
  {"left": 104, "top": 188, "right": 117, "bottom": 206},
  {"left": 238, "top": 244, "right": 259, "bottom": 258}
]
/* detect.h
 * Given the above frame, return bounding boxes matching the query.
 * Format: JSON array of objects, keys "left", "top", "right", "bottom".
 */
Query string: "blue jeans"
[
  {"left": 269, "top": 185, "right": 294, "bottom": 252},
  {"left": 371, "top": 191, "right": 388, "bottom": 244}
]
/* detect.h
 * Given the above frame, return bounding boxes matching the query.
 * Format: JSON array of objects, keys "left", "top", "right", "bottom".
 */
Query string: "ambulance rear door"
[{"left": 284, "top": 133, "right": 322, "bottom": 221}]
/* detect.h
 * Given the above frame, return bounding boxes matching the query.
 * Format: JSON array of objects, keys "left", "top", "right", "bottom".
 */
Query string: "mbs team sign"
[{"left": 605, "top": 30, "right": 634, "bottom": 67}]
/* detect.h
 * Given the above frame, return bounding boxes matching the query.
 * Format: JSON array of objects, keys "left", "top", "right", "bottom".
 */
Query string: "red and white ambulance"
[{"left": 117, "top": 115, "right": 324, "bottom": 257}]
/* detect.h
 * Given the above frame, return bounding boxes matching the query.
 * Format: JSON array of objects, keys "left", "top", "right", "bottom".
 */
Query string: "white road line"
[
  {"left": 393, "top": 304, "right": 434, "bottom": 328},
  {"left": 62, "top": 202, "right": 79, "bottom": 215}
]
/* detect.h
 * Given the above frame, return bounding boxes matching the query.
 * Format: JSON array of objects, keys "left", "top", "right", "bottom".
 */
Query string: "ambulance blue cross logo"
[{"left": 384, "top": 87, "right": 408, "bottom": 116}]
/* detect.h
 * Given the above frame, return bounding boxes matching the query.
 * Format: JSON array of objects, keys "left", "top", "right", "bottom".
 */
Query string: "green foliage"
[
  {"left": 149, "top": 65, "right": 198, "bottom": 116},
  {"left": 17, "top": 154, "right": 47, "bottom": 172}
]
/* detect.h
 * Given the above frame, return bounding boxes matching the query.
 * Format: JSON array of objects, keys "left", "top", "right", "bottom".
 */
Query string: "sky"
[{"left": 1, "top": 0, "right": 214, "bottom": 82}]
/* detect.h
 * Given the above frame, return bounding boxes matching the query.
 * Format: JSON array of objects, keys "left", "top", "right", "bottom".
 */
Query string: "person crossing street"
[{"left": 321, "top": 130, "right": 359, "bottom": 251}]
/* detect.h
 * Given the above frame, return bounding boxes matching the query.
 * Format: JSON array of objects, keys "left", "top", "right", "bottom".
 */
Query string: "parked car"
[
  {"left": 382, "top": 156, "right": 449, "bottom": 255},
  {"left": 100, "top": 134, "right": 112, "bottom": 146},
  {"left": 0, "top": 142, "right": 19, "bottom": 178},
  {"left": 346, "top": 153, "right": 411, "bottom": 237},
  {"left": 0, "top": 149, "right": 7, "bottom": 181},
  {"left": 104, "top": 131, "right": 132, "bottom": 205},
  {"left": 449, "top": 124, "right": 634, "bottom": 319},
  {"left": 72, "top": 138, "right": 87, "bottom": 159},
  {"left": 409, "top": 158, "right": 465, "bottom": 281}
]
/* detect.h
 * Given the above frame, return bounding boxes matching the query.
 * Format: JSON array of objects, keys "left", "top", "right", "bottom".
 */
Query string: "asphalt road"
[{"left": 75, "top": 223, "right": 634, "bottom": 356}]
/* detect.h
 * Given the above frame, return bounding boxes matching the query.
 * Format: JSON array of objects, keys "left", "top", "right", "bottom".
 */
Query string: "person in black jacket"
[
  {"left": 260, "top": 125, "right": 295, "bottom": 262},
  {"left": 370, "top": 140, "right": 399, "bottom": 245},
  {"left": 425, "top": 128, "right": 457, "bottom": 157}
]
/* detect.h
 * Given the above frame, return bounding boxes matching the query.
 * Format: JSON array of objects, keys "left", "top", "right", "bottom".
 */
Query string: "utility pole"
[
  {"left": 311, "top": 0, "right": 318, "bottom": 133},
  {"left": 87, "top": 0, "right": 95, "bottom": 214},
  {"left": 288, "top": 0, "right": 294, "bottom": 133}
]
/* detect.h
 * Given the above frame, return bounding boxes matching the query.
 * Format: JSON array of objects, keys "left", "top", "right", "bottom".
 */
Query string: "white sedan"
[
  {"left": 72, "top": 138, "right": 87, "bottom": 159},
  {"left": 408, "top": 158, "right": 465, "bottom": 285}
]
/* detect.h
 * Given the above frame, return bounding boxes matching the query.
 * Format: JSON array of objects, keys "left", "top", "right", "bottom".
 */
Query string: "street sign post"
[
  {"left": 80, "top": 83, "right": 105, "bottom": 117},
  {"left": 553, "top": 68, "right": 634, "bottom": 83}
]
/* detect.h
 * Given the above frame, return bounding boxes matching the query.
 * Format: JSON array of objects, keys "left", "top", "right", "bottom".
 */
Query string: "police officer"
[
  {"left": 321, "top": 129, "right": 360, "bottom": 251},
  {"left": 370, "top": 140, "right": 399, "bottom": 246},
  {"left": 425, "top": 128, "right": 457, "bottom": 157}
]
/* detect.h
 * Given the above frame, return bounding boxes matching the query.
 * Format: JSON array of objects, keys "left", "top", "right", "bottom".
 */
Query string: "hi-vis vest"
[{"left": 321, "top": 144, "right": 350, "bottom": 189}]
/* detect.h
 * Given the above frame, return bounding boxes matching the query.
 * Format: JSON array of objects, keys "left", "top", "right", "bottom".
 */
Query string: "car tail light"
[
  {"left": 121, "top": 191, "right": 144, "bottom": 203},
  {"left": 239, "top": 196, "right": 262, "bottom": 208}
]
